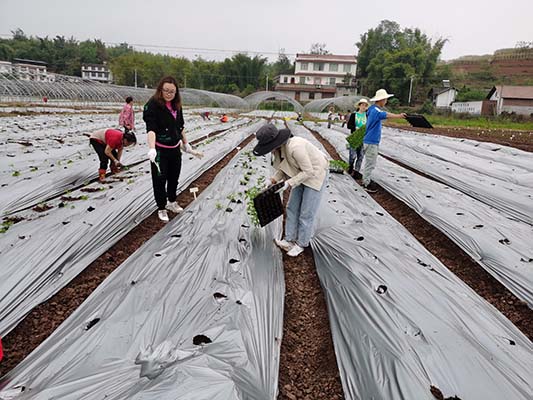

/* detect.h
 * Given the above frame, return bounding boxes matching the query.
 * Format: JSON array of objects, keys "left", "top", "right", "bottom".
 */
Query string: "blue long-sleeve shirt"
[{"left": 363, "top": 104, "right": 388, "bottom": 145}]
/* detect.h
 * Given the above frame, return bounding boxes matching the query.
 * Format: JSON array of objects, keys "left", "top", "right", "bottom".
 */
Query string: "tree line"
[{"left": 0, "top": 23, "right": 466, "bottom": 104}]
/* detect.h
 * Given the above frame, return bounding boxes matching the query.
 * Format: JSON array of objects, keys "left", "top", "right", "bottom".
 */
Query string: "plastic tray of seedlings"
[
  {"left": 329, "top": 159, "right": 349, "bottom": 174},
  {"left": 253, "top": 182, "right": 284, "bottom": 227},
  {"left": 405, "top": 114, "right": 433, "bottom": 128}
]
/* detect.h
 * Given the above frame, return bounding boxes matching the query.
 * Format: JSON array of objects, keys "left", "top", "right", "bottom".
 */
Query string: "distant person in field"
[
  {"left": 119, "top": 96, "right": 135, "bottom": 134},
  {"left": 200, "top": 111, "right": 211, "bottom": 120},
  {"left": 327, "top": 107, "right": 335, "bottom": 128},
  {"left": 346, "top": 99, "right": 369, "bottom": 179},
  {"left": 220, "top": 114, "right": 229, "bottom": 123},
  {"left": 143, "top": 76, "right": 203, "bottom": 222},
  {"left": 341, "top": 109, "right": 351, "bottom": 128},
  {"left": 89, "top": 129, "right": 137, "bottom": 183},
  {"left": 253, "top": 123, "right": 329, "bottom": 258},
  {"left": 362, "top": 89, "right": 406, "bottom": 193}
]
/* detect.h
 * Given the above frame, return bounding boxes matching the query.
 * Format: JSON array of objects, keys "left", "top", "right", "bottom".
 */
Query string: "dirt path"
[
  {"left": 278, "top": 245, "right": 344, "bottom": 400},
  {"left": 0, "top": 135, "right": 254, "bottom": 376}
]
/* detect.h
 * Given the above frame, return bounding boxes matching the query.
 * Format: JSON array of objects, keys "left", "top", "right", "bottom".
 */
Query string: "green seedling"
[
  {"left": 12, "top": 171, "right": 20, "bottom": 177},
  {"left": 80, "top": 195, "right": 89, "bottom": 200},
  {"left": 329, "top": 159, "right": 349, "bottom": 171},
  {"left": 215, "top": 202, "right": 223, "bottom": 210},
  {"left": 0, "top": 220, "right": 14, "bottom": 234},
  {"left": 244, "top": 185, "right": 262, "bottom": 227}
]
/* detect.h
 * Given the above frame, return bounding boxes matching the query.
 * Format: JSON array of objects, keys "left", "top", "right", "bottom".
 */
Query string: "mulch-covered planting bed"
[
  {"left": 387, "top": 123, "right": 533, "bottom": 153},
  {"left": 0, "top": 135, "right": 254, "bottom": 376},
  {"left": 369, "top": 185, "right": 533, "bottom": 341},
  {"left": 306, "top": 126, "right": 533, "bottom": 342}
]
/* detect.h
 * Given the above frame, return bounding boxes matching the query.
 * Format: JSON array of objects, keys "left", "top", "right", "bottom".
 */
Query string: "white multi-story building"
[
  {"left": 274, "top": 54, "right": 357, "bottom": 102},
  {"left": 12, "top": 58, "right": 49, "bottom": 81},
  {"left": 81, "top": 63, "right": 113, "bottom": 83}
]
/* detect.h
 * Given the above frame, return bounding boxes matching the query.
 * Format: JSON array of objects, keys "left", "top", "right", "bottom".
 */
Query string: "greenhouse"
[{"left": 303, "top": 95, "right": 368, "bottom": 113}]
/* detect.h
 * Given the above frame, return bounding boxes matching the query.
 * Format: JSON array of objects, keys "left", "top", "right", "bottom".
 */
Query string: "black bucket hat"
[{"left": 253, "top": 124, "right": 291, "bottom": 156}]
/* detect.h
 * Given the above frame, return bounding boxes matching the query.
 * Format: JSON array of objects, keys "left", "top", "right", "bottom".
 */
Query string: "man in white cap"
[{"left": 362, "top": 89, "right": 406, "bottom": 193}]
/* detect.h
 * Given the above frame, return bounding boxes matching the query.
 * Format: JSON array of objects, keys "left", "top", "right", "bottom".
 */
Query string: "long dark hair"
[{"left": 152, "top": 76, "right": 182, "bottom": 109}]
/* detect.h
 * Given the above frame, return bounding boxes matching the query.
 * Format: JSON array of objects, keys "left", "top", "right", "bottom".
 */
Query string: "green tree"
[{"left": 357, "top": 20, "right": 446, "bottom": 104}]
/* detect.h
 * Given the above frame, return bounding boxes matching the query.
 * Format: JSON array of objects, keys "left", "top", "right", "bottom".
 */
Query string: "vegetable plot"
[
  {"left": 0, "top": 141, "right": 284, "bottom": 400},
  {"left": 0, "top": 121, "right": 264, "bottom": 337}
]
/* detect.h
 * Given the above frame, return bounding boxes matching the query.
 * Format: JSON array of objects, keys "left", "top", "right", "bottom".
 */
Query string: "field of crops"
[{"left": 0, "top": 108, "right": 532, "bottom": 400}]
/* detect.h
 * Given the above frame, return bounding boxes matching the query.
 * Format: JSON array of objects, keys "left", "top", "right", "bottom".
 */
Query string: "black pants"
[
  {"left": 151, "top": 147, "right": 182, "bottom": 210},
  {"left": 90, "top": 139, "right": 117, "bottom": 170}
]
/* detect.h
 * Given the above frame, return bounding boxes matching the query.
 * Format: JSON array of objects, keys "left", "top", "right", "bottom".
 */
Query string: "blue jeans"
[
  {"left": 285, "top": 173, "right": 329, "bottom": 247},
  {"left": 348, "top": 145, "right": 364, "bottom": 172}
]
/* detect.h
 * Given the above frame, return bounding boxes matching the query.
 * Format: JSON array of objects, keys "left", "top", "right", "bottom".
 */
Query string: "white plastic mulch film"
[
  {"left": 312, "top": 173, "right": 532, "bottom": 399},
  {"left": 306, "top": 121, "right": 533, "bottom": 308},
  {"left": 298, "top": 122, "right": 532, "bottom": 399},
  {"left": 379, "top": 127, "right": 533, "bottom": 225},
  {"left": 0, "top": 117, "right": 260, "bottom": 337},
  {"left": 0, "top": 142, "right": 285, "bottom": 400},
  {"left": 374, "top": 157, "right": 533, "bottom": 307}
]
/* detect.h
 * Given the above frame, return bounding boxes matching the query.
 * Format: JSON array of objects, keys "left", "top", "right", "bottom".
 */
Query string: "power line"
[{"left": 0, "top": 33, "right": 298, "bottom": 58}]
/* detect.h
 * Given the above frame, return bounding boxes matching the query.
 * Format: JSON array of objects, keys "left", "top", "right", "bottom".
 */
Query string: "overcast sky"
[{"left": 1, "top": 0, "right": 531, "bottom": 62}]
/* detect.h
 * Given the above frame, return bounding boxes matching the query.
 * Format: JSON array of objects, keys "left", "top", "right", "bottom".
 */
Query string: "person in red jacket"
[
  {"left": 89, "top": 129, "right": 137, "bottom": 182},
  {"left": 220, "top": 114, "right": 229, "bottom": 123}
]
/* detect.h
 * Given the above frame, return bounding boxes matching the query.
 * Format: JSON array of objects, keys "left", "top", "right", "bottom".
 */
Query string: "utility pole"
[
  {"left": 408, "top": 76, "right": 415, "bottom": 106},
  {"left": 134, "top": 68, "right": 137, "bottom": 88},
  {"left": 266, "top": 74, "right": 269, "bottom": 92}
]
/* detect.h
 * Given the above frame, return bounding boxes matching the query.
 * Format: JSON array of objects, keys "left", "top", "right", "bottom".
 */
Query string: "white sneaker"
[
  {"left": 166, "top": 201, "right": 183, "bottom": 214},
  {"left": 287, "top": 244, "right": 304, "bottom": 257},
  {"left": 274, "top": 239, "right": 294, "bottom": 252},
  {"left": 158, "top": 210, "right": 169, "bottom": 222}
]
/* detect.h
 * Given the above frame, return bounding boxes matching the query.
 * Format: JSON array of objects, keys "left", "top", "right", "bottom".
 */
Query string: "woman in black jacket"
[{"left": 143, "top": 76, "right": 203, "bottom": 222}]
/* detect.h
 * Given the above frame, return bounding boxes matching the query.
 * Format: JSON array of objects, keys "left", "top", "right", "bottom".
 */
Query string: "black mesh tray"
[
  {"left": 405, "top": 114, "right": 433, "bottom": 128},
  {"left": 253, "top": 182, "right": 284, "bottom": 227}
]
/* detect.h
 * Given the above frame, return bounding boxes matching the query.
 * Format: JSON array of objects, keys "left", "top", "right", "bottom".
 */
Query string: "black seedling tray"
[
  {"left": 405, "top": 114, "right": 433, "bottom": 128},
  {"left": 253, "top": 182, "right": 284, "bottom": 227},
  {"left": 329, "top": 166, "right": 345, "bottom": 174}
]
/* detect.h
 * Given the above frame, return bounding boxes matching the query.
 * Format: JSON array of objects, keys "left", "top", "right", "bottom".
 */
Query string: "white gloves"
[
  {"left": 183, "top": 142, "right": 193, "bottom": 153},
  {"left": 147, "top": 148, "right": 157, "bottom": 163},
  {"left": 276, "top": 181, "right": 291, "bottom": 193},
  {"left": 182, "top": 142, "right": 204, "bottom": 159}
]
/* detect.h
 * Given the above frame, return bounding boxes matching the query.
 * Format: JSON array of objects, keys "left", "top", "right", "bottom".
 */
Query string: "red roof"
[{"left": 296, "top": 54, "right": 356, "bottom": 63}]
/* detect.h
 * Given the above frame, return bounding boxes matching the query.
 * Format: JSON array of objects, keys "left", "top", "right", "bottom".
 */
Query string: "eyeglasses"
[{"left": 162, "top": 89, "right": 176, "bottom": 94}]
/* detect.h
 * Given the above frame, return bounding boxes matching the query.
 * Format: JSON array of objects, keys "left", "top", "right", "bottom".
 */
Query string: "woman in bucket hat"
[
  {"left": 362, "top": 89, "right": 406, "bottom": 193},
  {"left": 253, "top": 124, "right": 329, "bottom": 257}
]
